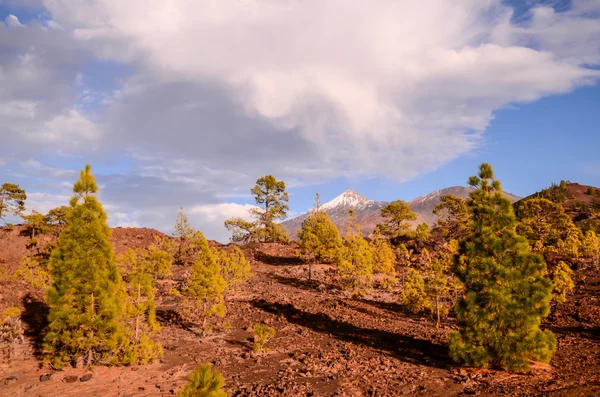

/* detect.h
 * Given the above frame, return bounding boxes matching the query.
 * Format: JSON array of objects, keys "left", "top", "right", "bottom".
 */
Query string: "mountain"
[{"left": 281, "top": 187, "right": 521, "bottom": 239}]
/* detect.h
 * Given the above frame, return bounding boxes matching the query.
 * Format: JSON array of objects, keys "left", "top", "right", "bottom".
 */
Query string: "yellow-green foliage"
[
  {"left": 298, "top": 203, "right": 343, "bottom": 264},
  {"left": 178, "top": 363, "right": 228, "bottom": 397},
  {"left": 515, "top": 198, "right": 582, "bottom": 255},
  {"left": 433, "top": 195, "right": 470, "bottom": 240},
  {"left": 0, "top": 307, "right": 24, "bottom": 343},
  {"left": 397, "top": 243, "right": 410, "bottom": 265},
  {"left": 582, "top": 230, "right": 599, "bottom": 262},
  {"left": 426, "top": 254, "right": 450, "bottom": 326},
  {"left": 401, "top": 269, "right": 429, "bottom": 314},
  {"left": 450, "top": 163, "right": 555, "bottom": 371},
  {"left": 173, "top": 207, "right": 195, "bottom": 265},
  {"left": 414, "top": 223, "right": 431, "bottom": 241},
  {"left": 253, "top": 323, "right": 276, "bottom": 353},
  {"left": 552, "top": 261, "right": 575, "bottom": 304},
  {"left": 370, "top": 234, "right": 397, "bottom": 290},
  {"left": 213, "top": 247, "right": 252, "bottom": 294},
  {"left": 185, "top": 232, "right": 227, "bottom": 337},
  {"left": 249, "top": 175, "right": 290, "bottom": 243},
  {"left": 12, "top": 255, "right": 51, "bottom": 290},
  {"left": 337, "top": 210, "right": 374, "bottom": 298},
  {"left": 117, "top": 248, "right": 163, "bottom": 365},
  {"left": 44, "top": 165, "right": 131, "bottom": 369},
  {"left": 378, "top": 200, "right": 417, "bottom": 239}
]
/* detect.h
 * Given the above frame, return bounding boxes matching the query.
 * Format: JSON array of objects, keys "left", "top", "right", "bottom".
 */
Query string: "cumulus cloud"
[{"left": 1, "top": 0, "right": 600, "bottom": 240}]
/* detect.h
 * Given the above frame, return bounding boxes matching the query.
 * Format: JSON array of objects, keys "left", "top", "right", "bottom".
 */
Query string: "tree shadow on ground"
[
  {"left": 254, "top": 252, "right": 304, "bottom": 266},
  {"left": 20, "top": 293, "right": 49, "bottom": 359},
  {"left": 155, "top": 307, "right": 201, "bottom": 336},
  {"left": 548, "top": 326, "right": 600, "bottom": 341},
  {"left": 251, "top": 298, "right": 451, "bottom": 369},
  {"left": 268, "top": 273, "right": 339, "bottom": 293}
]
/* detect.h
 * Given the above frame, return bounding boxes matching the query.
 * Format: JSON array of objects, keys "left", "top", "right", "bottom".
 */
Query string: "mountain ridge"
[{"left": 282, "top": 186, "right": 521, "bottom": 239}]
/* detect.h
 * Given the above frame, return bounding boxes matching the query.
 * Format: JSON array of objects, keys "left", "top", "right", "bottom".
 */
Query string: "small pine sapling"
[
  {"left": 401, "top": 268, "right": 429, "bottom": 314},
  {"left": 426, "top": 254, "right": 450, "bottom": 327},
  {"left": 178, "top": 363, "right": 228, "bottom": 397},
  {"left": 213, "top": 247, "right": 252, "bottom": 297},
  {"left": 337, "top": 210, "right": 374, "bottom": 298},
  {"left": 173, "top": 207, "right": 195, "bottom": 265},
  {"left": 253, "top": 323, "right": 276, "bottom": 353},
  {"left": 370, "top": 232, "right": 397, "bottom": 290},
  {"left": 118, "top": 248, "right": 163, "bottom": 365},
  {"left": 552, "top": 261, "right": 575, "bottom": 304},
  {"left": 185, "top": 232, "right": 227, "bottom": 337}
]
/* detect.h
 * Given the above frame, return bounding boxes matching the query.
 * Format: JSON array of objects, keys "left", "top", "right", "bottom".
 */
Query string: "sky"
[{"left": 0, "top": 0, "right": 599, "bottom": 242}]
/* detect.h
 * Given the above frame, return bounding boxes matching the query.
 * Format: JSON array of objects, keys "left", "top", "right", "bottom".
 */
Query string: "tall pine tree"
[
  {"left": 450, "top": 163, "right": 556, "bottom": 371},
  {"left": 44, "top": 165, "right": 129, "bottom": 369}
]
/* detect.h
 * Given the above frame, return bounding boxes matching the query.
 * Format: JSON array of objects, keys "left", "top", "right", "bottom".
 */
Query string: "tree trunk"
[{"left": 435, "top": 293, "right": 440, "bottom": 328}]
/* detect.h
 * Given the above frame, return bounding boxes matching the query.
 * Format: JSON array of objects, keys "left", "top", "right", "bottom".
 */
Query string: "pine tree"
[
  {"left": 370, "top": 232, "right": 397, "bottom": 290},
  {"left": 552, "top": 261, "right": 575, "bottom": 304},
  {"left": 249, "top": 175, "right": 290, "bottom": 243},
  {"left": 44, "top": 165, "right": 130, "bottom": 369},
  {"left": 213, "top": 247, "right": 252, "bottom": 296},
  {"left": 173, "top": 207, "right": 195, "bottom": 265},
  {"left": 185, "top": 232, "right": 227, "bottom": 337},
  {"left": 582, "top": 230, "right": 600, "bottom": 264},
  {"left": 414, "top": 222, "right": 431, "bottom": 242},
  {"left": 378, "top": 200, "right": 417, "bottom": 239},
  {"left": 337, "top": 210, "right": 374, "bottom": 298},
  {"left": 178, "top": 363, "right": 228, "bottom": 397},
  {"left": 426, "top": 253, "right": 450, "bottom": 327},
  {"left": 0, "top": 183, "right": 26, "bottom": 224},
  {"left": 46, "top": 205, "right": 70, "bottom": 236},
  {"left": 401, "top": 269, "right": 429, "bottom": 314},
  {"left": 515, "top": 198, "right": 582, "bottom": 254},
  {"left": 223, "top": 217, "right": 258, "bottom": 242},
  {"left": 450, "top": 163, "right": 556, "bottom": 371},
  {"left": 298, "top": 193, "right": 343, "bottom": 280},
  {"left": 118, "top": 249, "right": 163, "bottom": 365},
  {"left": 433, "top": 195, "right": 470, "bottom": 240},
  {"left": 397, "top": 243, "right": 410, "bottom": 266}
]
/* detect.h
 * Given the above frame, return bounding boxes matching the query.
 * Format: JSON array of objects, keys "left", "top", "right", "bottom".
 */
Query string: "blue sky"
[{"left": 1, "top": 0, "right": 599, "bottom": 241}]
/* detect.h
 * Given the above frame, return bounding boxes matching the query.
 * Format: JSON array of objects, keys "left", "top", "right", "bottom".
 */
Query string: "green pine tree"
[
  {"left": 552, "top": 261, "right": 575, "bottom": 304},
  {"left": 213, "top": 247, "right": 252, "bottom": 296},
  {"left": 413, "top": 222, "right": 431, "bottom": 242},
  {"left": 185, "top": 232, "right": 227, "bottom": 337},
  {"left": 401, "top": 268, "right": 429, "bottom": 314},
  {"left": 582, "top": 230, "right": 600, "bottom": 264},
  {"left": 173, "top": 207, "right": 195, "bottom": 265},
  {"left": 450, "top": 163, "right": 556, "bottom": 371},
  {"left": 250, "top": 175, "right": 290, "bottom": 243},
  {"left": 43, "top": 165, "right": 130, "bottom": 369},
  {"left": 370, "top": 231, "right": 397, "bottom": 290},
  {"left": 426, "top": 253, "right": 451, "bottom": 327},
  {"left": 178, "top": 363, "right": 228, "bottom": 397},
  {"left": 118, "top": 248, "right": 163, "bottom": 365},
  {"left": 433, "top": 195, "right": 470, "bottom": 240},
  {"left": 377, "top": 200, "right": 417, "bottom": 239},
  {"left": 0, "top": 183, "right": 26, "bottom": 224},
  {"left": 337, "top": 210, "right": 374, "bottom": 298},
  {"left": 298, "top": 193, "right": 343, "bottom": 280}
]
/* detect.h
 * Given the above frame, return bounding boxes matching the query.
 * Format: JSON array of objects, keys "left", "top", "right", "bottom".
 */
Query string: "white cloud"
[
  {"left": 43, "top": 0, "right": 600, "bottom": 182},
  {"left": 188, "top": 203, "right": 258, "bottom": 243}
]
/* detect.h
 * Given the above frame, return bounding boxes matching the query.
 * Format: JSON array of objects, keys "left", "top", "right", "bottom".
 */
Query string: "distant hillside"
[
  {"left": 520, "top": 182, "right": 600, "bottom": 233},
  {"left": 282, "top": 186, "right": 521, "bottom": 239}
]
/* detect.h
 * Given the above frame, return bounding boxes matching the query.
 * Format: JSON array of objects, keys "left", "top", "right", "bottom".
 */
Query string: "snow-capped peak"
[{"left": 321, "top": 190, "right": 372, "bottom": 210}]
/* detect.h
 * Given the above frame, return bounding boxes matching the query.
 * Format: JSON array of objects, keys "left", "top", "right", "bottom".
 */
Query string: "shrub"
[
  {"left": 178, "top": 363, "right": 228, "bottom": 397},
  {"left": 253, "top": 323, "right": 276, "bottom": 353},
  {"left": 0, "top": 307, "right": 24, "bottom": 344},
  {"left": 401, "top": 269, "right": 429, "bottom": 314}
]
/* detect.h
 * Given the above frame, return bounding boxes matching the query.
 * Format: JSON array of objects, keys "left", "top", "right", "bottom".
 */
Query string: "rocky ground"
[{"left": 1, "top": 227, "right": 599, "bottom": 396}]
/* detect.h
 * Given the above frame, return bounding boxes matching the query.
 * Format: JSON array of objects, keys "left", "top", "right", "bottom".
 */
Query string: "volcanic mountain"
[{"left": 282, "top": 187, "right": 521, "bottom": 239}]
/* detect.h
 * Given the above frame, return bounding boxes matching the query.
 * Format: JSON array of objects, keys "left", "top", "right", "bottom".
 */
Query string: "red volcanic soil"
[{"left": 1, "top": 227, "right": 599, "bottom": 396}]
